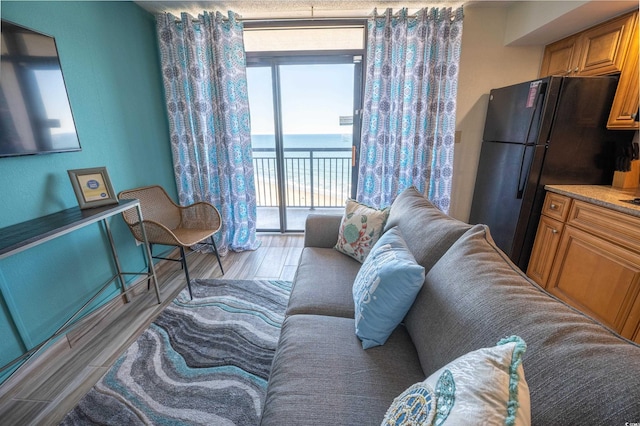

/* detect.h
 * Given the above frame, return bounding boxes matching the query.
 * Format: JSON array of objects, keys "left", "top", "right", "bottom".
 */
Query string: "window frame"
[{"left": 245, "top": 21, "right": 366, "bottom": 232}]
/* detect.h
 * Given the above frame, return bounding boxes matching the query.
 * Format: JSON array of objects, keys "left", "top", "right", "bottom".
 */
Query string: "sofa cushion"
[
  {"left": 405, "top": 224, "right": 640, "bottom": 425},
  {"left": 286, "top": 247, "right": 361, "bottom": 318},
  {"left": 384, "top": 187, "right": 470, "bottom": 272},
  {"left": 303, "top": 214, "right": 343, "bottom": 248},
  {"left": 260, "top": 314, "right": 425, "bottom": 426},
  {"left": 382, "top": 336, "right": 530, "bottom": 426},
  {"left": 353, "top": 226, "right": 425, "bottom": 349},
  {"left": 335, "top": 198, "right": 389, "bottom": 263}
]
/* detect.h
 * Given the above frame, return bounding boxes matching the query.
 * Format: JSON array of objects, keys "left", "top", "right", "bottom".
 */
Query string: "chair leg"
[
  {"left": 210, "top": 236, "right": 224, "bottom": 275},
  {"left": 147, "top": 243, "right": 153, "bottom": 290},
  {"left": 180, "top": 247, "right": 193, "bottom": 300}
]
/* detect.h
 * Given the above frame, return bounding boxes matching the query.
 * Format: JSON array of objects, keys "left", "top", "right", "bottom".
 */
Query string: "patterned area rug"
[{"left": 60, "top": 279, "right": 292, "bottom": 425}]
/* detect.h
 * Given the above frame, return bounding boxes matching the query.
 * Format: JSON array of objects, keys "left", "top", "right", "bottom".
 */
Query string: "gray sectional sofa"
[{"left": 260, "top": 187, "right": 640, "bottom": 425}]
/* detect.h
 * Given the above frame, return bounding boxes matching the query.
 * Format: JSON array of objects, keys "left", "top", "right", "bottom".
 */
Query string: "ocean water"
[{"left": 251, "top": 133, "right": 352, "bottom": 151}]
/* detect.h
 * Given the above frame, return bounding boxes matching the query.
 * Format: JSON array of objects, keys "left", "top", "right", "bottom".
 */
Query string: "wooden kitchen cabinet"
[
  {"left": 539, "top": 10, "right": 639, "bottom": 130},
  {"left": 528, "top": 192, "right": 640, "bottom": 340},
  {"left": 628, "top": 291, "right": 640, "bottom": 343},
  {"left": 547, "top": 224, "right": 640, "bottom": 338},
  {"left": 527, "top": 193, "right": 571, "bottom": 286},
  {"left": 539, "top": 35, "right": 580, "bottom": 77},
  {"left": 540, "top": 11, "right": 636, "bottom": 77},
  {"left": 607, "top": 20, "right": 639, "bottom": 129},
  {"left": 575, "top": 12, "right": 636, "bottom": 76},
  {"left": 527, "top": 215, "right": 564, "bottom": 286}
]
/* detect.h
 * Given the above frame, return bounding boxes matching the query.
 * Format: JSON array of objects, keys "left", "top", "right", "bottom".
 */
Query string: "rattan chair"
[{"left": 118, "top": 185, "right": 224, "bottom": 299}]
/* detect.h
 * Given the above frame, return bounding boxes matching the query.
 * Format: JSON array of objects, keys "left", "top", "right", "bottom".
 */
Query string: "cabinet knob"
[
  {"left": 551, "top": 229, "right": 558, "bottom": 234},
  {"left": 550, "top": 203, "right": 557, "bottom": 210}
]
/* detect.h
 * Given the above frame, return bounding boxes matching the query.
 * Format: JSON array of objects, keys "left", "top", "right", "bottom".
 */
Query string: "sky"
[
  {"left": 246, "top": 63, "right": 355, "bottom": 135},
  {"left": 34, "top": 70, "right": 75, "bottom": 136}
]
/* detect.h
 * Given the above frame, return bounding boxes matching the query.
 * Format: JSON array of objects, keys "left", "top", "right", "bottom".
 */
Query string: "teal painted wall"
[{"left": 0, "top": 1, "right": 175, "bottom": 381}]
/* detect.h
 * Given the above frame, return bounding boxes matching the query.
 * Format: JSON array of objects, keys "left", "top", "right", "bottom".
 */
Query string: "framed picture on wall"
[{"left": 67, "top": 167, "right": 118, "bottom": 209}]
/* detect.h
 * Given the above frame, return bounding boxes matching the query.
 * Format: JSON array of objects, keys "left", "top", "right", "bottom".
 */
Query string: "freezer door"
[
  {"left": 483, "top": 79, "right": 548, "bottom": 144},
  {"left": 542, "top": 76, "right": 628, "bottom": 184},
  {"left": 469, "top": 141, "right": 536, "bottom": 255}
]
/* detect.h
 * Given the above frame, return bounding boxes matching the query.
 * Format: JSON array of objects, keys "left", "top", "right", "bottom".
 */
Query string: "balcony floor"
[{"left": 257, "top": 206, "right": 344, "bottom": 231}]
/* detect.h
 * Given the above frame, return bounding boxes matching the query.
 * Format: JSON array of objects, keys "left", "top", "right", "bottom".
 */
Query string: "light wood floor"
[{"left": 0, "top": 234, "right": 303, "bottom": 426}]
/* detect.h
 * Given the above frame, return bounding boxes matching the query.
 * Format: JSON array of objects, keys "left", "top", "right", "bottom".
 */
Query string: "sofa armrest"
[{"left": 304, "top": 214, "right": 342, "bottom": 248}]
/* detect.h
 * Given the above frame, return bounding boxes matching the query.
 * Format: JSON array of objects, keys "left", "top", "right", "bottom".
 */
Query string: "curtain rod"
[
  {"left": 173, "top": 14, "right": 460, "bottom": 25},
  {"left": 170, "top": 17, "right": 368, "bottom": 28}
]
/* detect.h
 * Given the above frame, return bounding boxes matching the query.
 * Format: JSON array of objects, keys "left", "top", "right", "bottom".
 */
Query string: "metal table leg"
[
  {"left": 136, "top": 204, "right": 161, "bottom": 304},
  {"left": 102, "top": 218, "right": 130, "bottom": 303}
]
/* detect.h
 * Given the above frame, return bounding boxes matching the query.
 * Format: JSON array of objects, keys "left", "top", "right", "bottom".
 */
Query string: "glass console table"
[{"left": 0, "top": 199, "right": 160, "bottom": 378}]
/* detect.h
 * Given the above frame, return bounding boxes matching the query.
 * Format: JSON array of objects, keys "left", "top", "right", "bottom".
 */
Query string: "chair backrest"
[{"left": 118, "top": 185, "right": 181, "bottom": 229}]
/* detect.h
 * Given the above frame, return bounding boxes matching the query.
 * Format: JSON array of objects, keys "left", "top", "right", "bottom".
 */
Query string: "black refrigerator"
[{"left": 469, "top": 76, "right": 635, "bottom": 272}]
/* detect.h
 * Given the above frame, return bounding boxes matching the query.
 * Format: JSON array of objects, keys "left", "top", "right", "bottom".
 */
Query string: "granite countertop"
[{"left": 545, "top": 185, "right": 640, "bottom": 218}]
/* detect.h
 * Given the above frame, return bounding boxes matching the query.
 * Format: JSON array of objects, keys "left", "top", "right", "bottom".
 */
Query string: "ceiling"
[
  {"left": 136, "top": 0, "right": 471, "bottom": 19},
  {"left": 134, "top": 0, "right": 639, "bottom": 45}
]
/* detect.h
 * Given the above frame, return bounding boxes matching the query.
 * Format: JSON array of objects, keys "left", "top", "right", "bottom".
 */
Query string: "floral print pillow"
[{"left": 334, "top": 199, "right": 389, "bottom": 263}]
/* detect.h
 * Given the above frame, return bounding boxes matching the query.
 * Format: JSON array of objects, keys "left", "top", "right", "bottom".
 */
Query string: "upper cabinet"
[
  {"left": 576, "top": 12, "right": 636, "bottom": 76},
  {"left": 608, "top": 22, "right": 639, "bottom": 129},
  {"left": 539, "top": 10, "right": 639, "bottom": 130},
  {"left": 539, "top": 35, "right": 580, "bottom": 77}
]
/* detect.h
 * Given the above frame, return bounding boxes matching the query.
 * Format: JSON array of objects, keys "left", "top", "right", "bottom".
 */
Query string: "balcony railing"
[{"left": 253, "top": 147, "right": 352, "bottom": 209}]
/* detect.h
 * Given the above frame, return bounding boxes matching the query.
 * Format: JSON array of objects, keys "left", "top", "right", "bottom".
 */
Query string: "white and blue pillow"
[
  {"left": 382, "top": 336, "right": 531, "bottom": 426},
  {"left": 381, "top": 381, "right": 437, "bottom": 425},
  {"left": 353, "top": 226, "right": 425, "bottom": 349}
]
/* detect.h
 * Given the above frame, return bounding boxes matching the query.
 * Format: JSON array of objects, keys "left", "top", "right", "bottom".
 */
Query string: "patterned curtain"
[
  {"left": 357, "top": 7, "right": 464, "bottom": 213},
  {"left": 156, "top": 11, "right": 259, "bottom": 254}
]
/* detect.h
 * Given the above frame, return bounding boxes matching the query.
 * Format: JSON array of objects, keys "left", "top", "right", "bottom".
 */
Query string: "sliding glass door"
[{"left": 247, "top": 56, "right": 362, "bottom": 232}]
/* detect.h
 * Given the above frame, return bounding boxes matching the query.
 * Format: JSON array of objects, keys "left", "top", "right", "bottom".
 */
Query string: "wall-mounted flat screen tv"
[{"left": 0, "top": 20, "right": 81, "bottom": 158}]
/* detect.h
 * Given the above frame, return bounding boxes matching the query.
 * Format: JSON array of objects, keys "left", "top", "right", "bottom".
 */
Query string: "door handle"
[
  {"left": 516, "top": 148, "right": 530, "bottom": 199},
  {"left": 352, "top": 146, "right": 357, "bottom": 168},
  {"left": 516, "top": 83, "right": 546, "bottom": 199}
]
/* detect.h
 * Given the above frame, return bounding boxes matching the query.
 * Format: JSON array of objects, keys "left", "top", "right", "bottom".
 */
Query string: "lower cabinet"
[
  {"left": 547, "top": 225, "right": 640, "bottom": 337},
  {"left": 527, "top": 192, "right": 640, "bottom": 341},
  {"left": 527, "top": 215, "right": 563, "bottom": 285}
]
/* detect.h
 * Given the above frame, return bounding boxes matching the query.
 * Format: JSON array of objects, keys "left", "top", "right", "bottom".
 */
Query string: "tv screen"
[{"left": 0, "top": 20, "right": 81, "bottom": 157}]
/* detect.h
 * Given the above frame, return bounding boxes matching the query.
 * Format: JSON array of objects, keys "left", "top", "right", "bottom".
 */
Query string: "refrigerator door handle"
[
  {"left": 516, "top": 84, "right": 545, "bottom": 199},
  {"left": 516, "top": 145, "right": 533, "bottom": 199}
]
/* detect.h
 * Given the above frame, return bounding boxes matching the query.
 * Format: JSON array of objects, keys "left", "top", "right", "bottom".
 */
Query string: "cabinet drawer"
[
  {"left": 527, "top": 216, "right": 564, "bottom": 287},
  {"left": 567, "top": 200, "right": 640, "bottom": 253},
  {"left": 542, "top": 192, "right": 572, "bottom": 222}
]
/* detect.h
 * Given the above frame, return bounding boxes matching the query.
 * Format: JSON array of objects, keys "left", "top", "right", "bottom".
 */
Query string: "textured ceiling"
[
  {"left": 134, "top": 0, "right": 638, "bottom": 44},
  {"left": 134, "top": 0, "right": 473, "bottom": 19}
]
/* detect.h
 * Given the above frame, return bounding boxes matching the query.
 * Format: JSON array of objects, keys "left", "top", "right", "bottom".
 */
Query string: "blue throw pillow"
[{"left": 353, "top": 226, "right": 425, "bottom": 349}]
